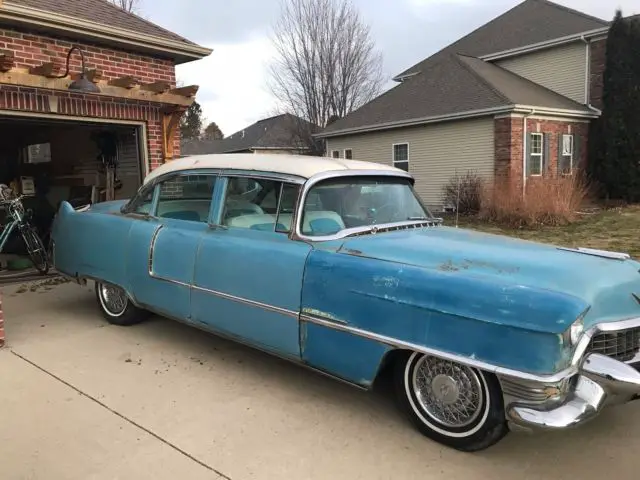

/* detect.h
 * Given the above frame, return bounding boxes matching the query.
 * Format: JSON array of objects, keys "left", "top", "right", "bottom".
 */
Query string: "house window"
[
  {"left": 332, "top": 150, "right": 340, "bottom": 158},
  {"left": 529, "top": 133, "right": 543, "bottom": 176},
  {"left": 393, "top": 143, "right": 409, "bottom": 172},
  {"left": 344, "top": 149, "right": 353, "bottom": 160},
  {"left": 559, "top": 134, "right": 574, "bottom": 174}
]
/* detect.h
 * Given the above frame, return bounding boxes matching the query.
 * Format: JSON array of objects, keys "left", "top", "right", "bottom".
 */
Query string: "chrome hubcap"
[
  {"left": 412, "top": 356, "right": 483, "bottom": 428},
  {"left": 100, "top": 283, "right": 127, "bottom": 315}
]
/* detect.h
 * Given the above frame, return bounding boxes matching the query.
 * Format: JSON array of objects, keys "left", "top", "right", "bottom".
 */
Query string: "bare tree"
[
  {"left": 110, "top": 0, "right": 141, "bottom": 13},
  {"left": 268, "top": 0, "right": 384, "bottom": 134}
]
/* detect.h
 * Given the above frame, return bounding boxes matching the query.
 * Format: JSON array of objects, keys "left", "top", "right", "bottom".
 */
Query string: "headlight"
[{"left": 562, "top": 309, "right": 588, "bottom": 347}]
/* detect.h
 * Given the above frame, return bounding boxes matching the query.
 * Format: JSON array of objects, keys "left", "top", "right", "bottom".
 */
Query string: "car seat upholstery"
[
  {"left": 226, "top": 213, "right": 285, "bottom": 231},
  {"left": 157, "top": 199, "right": 211, "bottom": 222},
  {"left": 302, "top": 211, "right": 345, "bottom": 235}
]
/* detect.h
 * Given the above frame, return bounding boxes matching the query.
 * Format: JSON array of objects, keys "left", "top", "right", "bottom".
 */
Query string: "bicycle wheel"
[{"left": 20, "top": 224, "right": 49, "bottom": 275}]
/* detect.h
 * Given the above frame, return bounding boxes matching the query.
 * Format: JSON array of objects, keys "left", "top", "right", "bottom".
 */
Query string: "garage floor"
[{"left": 2, "top": 280, "right": 640, "bottom": 480}]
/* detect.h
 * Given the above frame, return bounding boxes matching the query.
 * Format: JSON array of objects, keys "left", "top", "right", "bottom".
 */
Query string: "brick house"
[
  {"left": 0, "top": 0, "right": 211, "bottom": 200},
  {"left": 317, "top": 0, "right": 627, "bottom": 210},
  {"left": 0, "top": 0, "right": 210, "bottom": 346}
]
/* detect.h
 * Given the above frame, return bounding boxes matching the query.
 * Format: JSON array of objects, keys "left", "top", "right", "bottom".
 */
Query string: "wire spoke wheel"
[
  {"left": 20, "top": 225, "right": 49, "bottom": 274},
  {"left": 412, "top": 356, "right": 483, "bottom": 428},
  {"left": 98, "top": 283, "right": 128, "bottom": 317}
]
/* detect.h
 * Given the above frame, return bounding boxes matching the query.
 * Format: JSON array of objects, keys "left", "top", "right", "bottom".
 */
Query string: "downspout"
[
  {"left": 581, "top": 35, "right": 600, "bottom": 112},
  {"left": 522, "top": 109, "right": 535, "bottom": 196}
]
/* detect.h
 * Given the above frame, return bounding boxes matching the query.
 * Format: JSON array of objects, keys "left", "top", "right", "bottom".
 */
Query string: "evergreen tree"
[
  {"left": 180, "top": 101, "right": 204, "bottom": 140},
  {"left": 589, "top": 11, "right": 640, "bottom": 201}
]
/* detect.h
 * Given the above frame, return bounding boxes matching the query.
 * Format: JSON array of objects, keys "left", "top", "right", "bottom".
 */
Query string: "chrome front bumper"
[{"left": 506, "top": 353, "right": 640, "bottom": 431}]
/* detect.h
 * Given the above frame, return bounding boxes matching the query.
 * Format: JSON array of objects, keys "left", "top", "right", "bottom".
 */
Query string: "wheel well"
[{"left": 372, "top": 348, "right": 412, "bottom": 388}]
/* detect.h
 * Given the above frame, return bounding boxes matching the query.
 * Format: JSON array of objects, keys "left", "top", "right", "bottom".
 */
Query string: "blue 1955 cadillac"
[{"left": 50, "top": 153, "right": 640, "bottom": 451}]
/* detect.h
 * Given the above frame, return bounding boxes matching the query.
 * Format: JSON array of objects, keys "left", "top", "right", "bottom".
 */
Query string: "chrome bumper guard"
[{"left": 507, "top": 353, "right": 640, "bottom": 431}]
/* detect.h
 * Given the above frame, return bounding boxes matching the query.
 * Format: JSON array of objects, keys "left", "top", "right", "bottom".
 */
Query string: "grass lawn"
[{"left": 441, "top": 205, "right": 640, "bottom": 259}]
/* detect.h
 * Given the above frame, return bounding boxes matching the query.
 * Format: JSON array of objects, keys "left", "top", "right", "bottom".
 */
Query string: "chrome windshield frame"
[{"left": 291, "top": 169, "right": 436, "bottom": 242}]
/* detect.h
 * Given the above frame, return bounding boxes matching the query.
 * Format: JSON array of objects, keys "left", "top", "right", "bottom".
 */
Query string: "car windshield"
[{"left": 300, "top": 176, "right": 432, "bottom": 237}]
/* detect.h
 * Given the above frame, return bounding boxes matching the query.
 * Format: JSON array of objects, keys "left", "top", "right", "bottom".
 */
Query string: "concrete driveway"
[{"left": 2, "top": 280, "right": 640, "bottom": 480}]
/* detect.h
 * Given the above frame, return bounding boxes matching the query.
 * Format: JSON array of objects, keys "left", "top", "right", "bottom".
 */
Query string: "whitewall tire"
[
  {"left": 395, "top": 352, "right": 508, "bottom": 451},
  {"left": 95, "top": 281, "right": 148, "bottom": 326}
]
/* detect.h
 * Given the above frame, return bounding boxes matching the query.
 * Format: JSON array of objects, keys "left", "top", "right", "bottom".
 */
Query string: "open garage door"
[{"left": 0, "top": 115, "right": 146, "bottom": 275}]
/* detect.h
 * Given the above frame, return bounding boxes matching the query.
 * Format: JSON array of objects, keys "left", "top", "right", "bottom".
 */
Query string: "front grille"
[{"left": 587, "top": 327, "right": 640, "bottom": 363}]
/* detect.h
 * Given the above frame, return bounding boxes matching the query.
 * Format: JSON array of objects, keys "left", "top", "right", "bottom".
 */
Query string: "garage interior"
[{"left": 0, "top": 116, "right": 144, "bottom": 276}]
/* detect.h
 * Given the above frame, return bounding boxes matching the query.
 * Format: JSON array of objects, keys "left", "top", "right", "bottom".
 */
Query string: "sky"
[{"left": 138, "top": 0, "right": 639, "bottom": 136}]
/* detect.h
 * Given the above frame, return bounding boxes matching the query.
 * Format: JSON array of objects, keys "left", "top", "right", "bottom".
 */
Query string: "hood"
[{"left": 336, "top": 226, "right": 640, "bottom": 329}]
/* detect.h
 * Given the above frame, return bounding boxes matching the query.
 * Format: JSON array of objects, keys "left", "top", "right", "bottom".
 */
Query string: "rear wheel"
[
  {"left": 395, "top": 352, "right": 508, "bottom": 452},
  {"left": 95, "top": 281, "right": 148, "bottom": 326},
  {"left": 20, "top": 225, "right": 49, "bottom": 275}
]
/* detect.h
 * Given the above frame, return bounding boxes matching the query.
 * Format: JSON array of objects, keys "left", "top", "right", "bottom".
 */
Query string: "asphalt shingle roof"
[
  {"left": 321, "top": 0, "right": 607, "bottom": 136},
  {"left": 395, "top": 0, "right": 608, "bottom": 80},
  {"left": 5, "top": 0, "right": 196, "bottom": 45},
  {"left": 181, "top": 114, "right": 320, "bottom": 156}
]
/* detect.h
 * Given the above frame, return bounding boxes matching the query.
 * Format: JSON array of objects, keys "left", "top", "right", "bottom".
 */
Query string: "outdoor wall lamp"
[{"left": 54, "top": 45, "right": 101, "bottom": 93}]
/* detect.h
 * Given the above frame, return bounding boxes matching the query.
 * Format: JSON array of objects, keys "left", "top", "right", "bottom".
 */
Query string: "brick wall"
[
  {"left": 0, "top": 85, "right": 169, "bottom": 169},
  {"left": 526, "top": 118, "right": 589, "bottom": 174},
  {"left": 589, "top": 38, "right": 607, "bottom": 110},
  {"left": 494, "top": 116, "right": 590, "bottom": 186},
  {"left": 0, "top": 27, "right": 176, "bottom": 85},
  {"left": 495, "top": 116, "right": 523, "bottom": 185}
]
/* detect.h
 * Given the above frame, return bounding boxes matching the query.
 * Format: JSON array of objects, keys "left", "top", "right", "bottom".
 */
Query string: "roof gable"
[
  {"left": 319, "top": 0, "right": 603, "bottom": 137},
  {"left": 183, "top": 114, "right": 320, "bottom": 155},
  {"left": 395, "top": 0, "right": 608, "bottom": 80}
]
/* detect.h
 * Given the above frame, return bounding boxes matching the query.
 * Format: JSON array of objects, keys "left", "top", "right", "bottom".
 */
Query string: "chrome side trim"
[
  {"left": 146, "top": 224, "right": 191, "bottom": 287},
  {"left": 191, "top": 284, "right": 299, "bottom": 319},
  {"left": 300, "top": 314, "right": 578, "bottom": 384},
  {"left": 134, "top": 305, "right": 368, "bottom": 391}
]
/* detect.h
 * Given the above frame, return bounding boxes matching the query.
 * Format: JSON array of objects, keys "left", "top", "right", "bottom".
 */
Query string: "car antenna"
[{"left": 455, "top": 168, "right": 460, "bottom": 228}]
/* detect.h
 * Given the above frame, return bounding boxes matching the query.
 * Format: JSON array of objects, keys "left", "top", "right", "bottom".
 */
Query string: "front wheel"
[
  {"left": 20, "top": 225, "right": 49, "bottom": 275},
  {"left": 395, "top": 352, "right": 508, "bottom": 452},
  {"left": 95, "top": 281, "right": 148, "bottom": 326}
]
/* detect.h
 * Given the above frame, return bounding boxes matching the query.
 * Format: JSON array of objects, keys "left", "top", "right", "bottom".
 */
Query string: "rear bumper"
[{"left": 506, "top": 353, "right": 640, "bottom": 431}]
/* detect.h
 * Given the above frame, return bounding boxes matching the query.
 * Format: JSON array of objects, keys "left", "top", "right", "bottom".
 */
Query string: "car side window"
[
  {"left": 155, "top": 174, "right": 217, "bottom": 223},
  {"left": 126, "top": 185, "right": 155, "bottom": 215},
  {"left": 222, "top": 176, "right": 299, "bottom": 233}
]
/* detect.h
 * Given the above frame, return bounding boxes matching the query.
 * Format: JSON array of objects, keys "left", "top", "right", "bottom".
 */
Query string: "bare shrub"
[
  {"left": 441, "top": 171, "right": 485, "bottom": 215},
  {"left": 480, "top": 172, "right": 590, "bottom": 227}
]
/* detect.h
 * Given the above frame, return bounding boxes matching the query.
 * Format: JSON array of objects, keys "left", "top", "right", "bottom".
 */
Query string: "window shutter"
[
  {"left": 525, "top": 133, "right": 532, "bottom": 177},
  {"left": 543, "top": 133, "right": 551, "bottom": 175},
  {"left": 573, "top": 135, "right": 581, "bottom": 171}
]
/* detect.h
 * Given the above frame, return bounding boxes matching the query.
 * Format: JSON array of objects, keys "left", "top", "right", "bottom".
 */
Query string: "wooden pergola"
[{"left": 0, "top": 49, "right": 199, "bottom": 161}]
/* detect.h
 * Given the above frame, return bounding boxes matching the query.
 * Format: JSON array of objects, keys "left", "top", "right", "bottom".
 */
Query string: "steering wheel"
[{"left": 372, "top": 203, "right": 399, "bottom": 223}]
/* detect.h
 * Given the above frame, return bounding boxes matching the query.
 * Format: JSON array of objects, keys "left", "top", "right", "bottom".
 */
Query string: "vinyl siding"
[
  {"left": 495, "top": 42, "right": 587, "bottom": 104},
  {"left": 325, "top": 118, "right": 495, "bottom": 209}
]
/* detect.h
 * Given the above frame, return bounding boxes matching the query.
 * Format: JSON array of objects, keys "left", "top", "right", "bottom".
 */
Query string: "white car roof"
[{"left": 143, "top": 153, "right": 406, "bottom": 184}]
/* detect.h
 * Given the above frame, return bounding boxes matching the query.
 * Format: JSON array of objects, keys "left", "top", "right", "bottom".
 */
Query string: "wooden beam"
[
  {"left": 0, "top": 70, "right": 195, "bottom": 107},
  {"left": 0, "top": 50, "right": 14, "bottom": 73},
  {"left": 108, "top": 75, "right": 139, "bottom": 89},
  {"left": 29, "top": 62, "right": 63, "bottom": 78},
  {"left": 161, "top": 107, "right": 187, "bottom": 161},
  {"left": 71, "top": 69, "right": 103, "bottom": 83},
  {"left": 141, "top": 81, "right": 171, "bottom": 94},
  {"left": 169, "top": 85, "right": 199, "bottom": 98}
]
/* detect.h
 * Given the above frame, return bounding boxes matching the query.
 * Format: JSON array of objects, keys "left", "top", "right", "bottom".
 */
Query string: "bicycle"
[{"left": 0, "top": 185, "right": 49, "bottom": 275}]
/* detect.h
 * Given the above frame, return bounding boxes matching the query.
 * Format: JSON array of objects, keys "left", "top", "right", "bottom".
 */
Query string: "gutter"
[
  {"left": 480, "top": 26, "right": 610, "bottom": 62},
  {"left": 316, "top": 105, "right": 598, "bottom": 139},
  {"left": 0, "top": 2, "right": 212, "bottom": 62}
]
